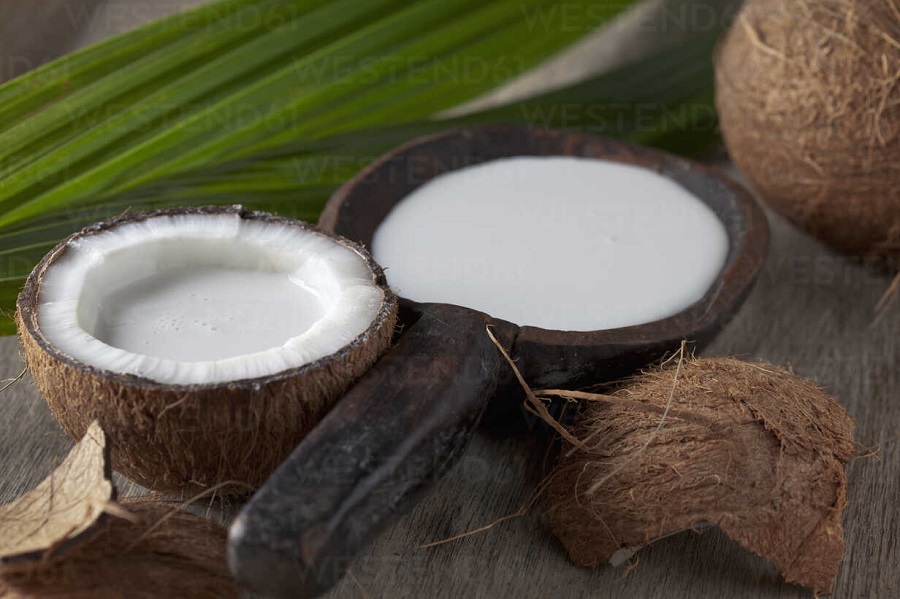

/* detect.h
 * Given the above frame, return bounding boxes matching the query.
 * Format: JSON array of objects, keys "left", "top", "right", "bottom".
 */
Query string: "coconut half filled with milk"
[{"left": 17, "top": 206, "right": 397, "bottom": 493}]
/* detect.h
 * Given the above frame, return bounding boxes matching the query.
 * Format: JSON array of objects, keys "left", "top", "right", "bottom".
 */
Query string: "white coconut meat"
[{"left": 35, "top": 212, "right": 386, "bottom": 385}]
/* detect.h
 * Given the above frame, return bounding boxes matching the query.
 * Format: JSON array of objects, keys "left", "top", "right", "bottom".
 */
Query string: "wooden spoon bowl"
[
  {"left": 229, "top": 126, "right": 768, "bottom": 599},
  {"left": 321, "top": 125, "right": 769, "bottom": 391}
]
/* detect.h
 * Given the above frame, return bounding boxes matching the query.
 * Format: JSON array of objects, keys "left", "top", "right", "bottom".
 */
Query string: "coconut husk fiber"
[
  {"left": 545, "top": 357, "right": 857, "bottom": 595},
  {"left": 14, "top": 206, "right": 400, "bottom": 495},
  {"left": 0, "top": 501, "right": 240, "bottom": 599},
  {"left": 716, "top": 0, "right": 900, "bottom": 257}
]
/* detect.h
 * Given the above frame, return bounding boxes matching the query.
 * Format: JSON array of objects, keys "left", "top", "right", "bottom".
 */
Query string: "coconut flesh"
[{"left": 16, "top": 206, "right": 397, "bottom": 493}]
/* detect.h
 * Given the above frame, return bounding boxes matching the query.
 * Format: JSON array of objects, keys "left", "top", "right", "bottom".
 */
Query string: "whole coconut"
[{"left": 716, "top": 0, "right": 899, "bottom": 256}]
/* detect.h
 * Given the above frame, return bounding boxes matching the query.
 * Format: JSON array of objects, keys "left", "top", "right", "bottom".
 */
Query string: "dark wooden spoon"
[{"left": 228, "top": 126, "right": 769, "bottom": 598}]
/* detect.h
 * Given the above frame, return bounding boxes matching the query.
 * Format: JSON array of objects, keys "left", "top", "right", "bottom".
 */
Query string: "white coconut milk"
[
  {"left": 93, "top": 267, "right": 326, "bottom": 361},
  {"left": 372, "top": 156, "right": 729, "bottom": 331}
]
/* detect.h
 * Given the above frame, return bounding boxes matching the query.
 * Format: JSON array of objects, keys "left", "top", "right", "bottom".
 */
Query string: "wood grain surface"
[{"left": 1, "top": 1, "right": 897, "bottom": 597}]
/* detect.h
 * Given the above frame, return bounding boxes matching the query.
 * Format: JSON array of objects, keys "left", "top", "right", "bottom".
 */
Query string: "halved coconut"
[{"left": 16, "top": 206, "right": 397, "bottom": 493}]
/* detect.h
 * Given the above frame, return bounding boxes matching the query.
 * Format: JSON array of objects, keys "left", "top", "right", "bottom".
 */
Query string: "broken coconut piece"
[
  {"left": 0, "top": 421, "right": 111, "bottom": 561},
  {"left": 545, "top": 357, "right": 857, "bottom": 595},
  {"left": 0, "top": 419, "right": 238, "bottom": 598},
  {"left": 16, "top": 206, "right": 398, "bottom": 493},
  {"left": 1, "top": 501, "right": 241, "bottom": 599}
]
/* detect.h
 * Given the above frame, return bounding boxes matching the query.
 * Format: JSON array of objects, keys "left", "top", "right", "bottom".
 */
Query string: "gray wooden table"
[{"left": 1, "top": 1, "right": 897, "bottom": 597}]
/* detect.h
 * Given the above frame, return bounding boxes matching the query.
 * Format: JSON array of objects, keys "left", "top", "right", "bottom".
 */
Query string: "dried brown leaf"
[{"left": 0, "top": 421, "right": 112, "bottom": 561}]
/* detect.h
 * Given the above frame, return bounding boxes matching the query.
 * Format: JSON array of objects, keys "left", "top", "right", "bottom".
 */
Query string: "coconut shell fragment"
[
  {"left": 545, "top": 358, "right": 857, "bottom": 594},
  {"left": 0, "top": 502, "right": 241, "bottom": 599},
  {"left": 0, "top": 419, "right": 239, "bottom": 598}
]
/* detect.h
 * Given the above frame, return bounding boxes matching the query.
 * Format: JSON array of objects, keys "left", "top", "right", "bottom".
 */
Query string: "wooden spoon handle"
[{"left": 227, "top": 304, "right": 504, "bottom": 598}]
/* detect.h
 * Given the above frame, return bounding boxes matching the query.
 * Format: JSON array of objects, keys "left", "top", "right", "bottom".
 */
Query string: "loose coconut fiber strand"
[
  {"left": 545, "top": 357, "right": 857, "bottom": 595},
  {"left": 0, "top": 501, "right": 241, "bottom": 599}
]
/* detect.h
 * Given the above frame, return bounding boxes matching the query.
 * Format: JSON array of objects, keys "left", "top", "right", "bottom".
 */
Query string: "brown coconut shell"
[
  {"left": 0, "top": 502, "right": 240, "bottom": 599},
  {"left": 546, "top": 357, "right": 857, "bottom": 595},
  {"left": 16, "top": 206, "right": 398, "bottom": 494},
  {"left": 716, "top": 0, "right": 900, "bottom": 257}
]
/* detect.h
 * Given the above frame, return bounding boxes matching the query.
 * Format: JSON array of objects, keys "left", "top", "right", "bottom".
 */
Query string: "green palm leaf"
[{"left": 0, "top": 0, "right": 728, "bottom": 334}]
